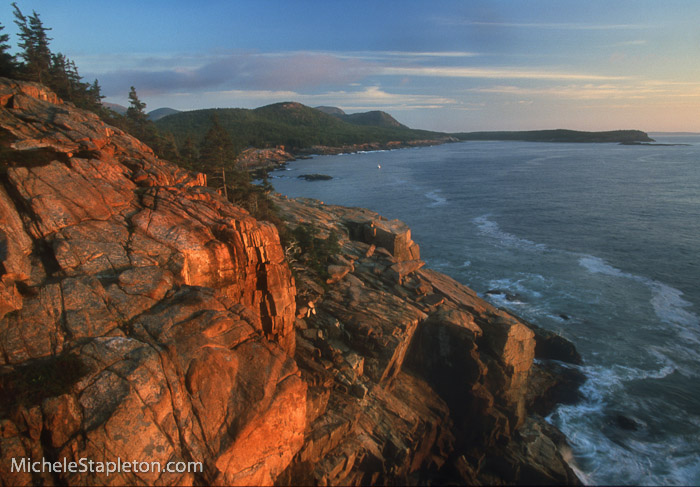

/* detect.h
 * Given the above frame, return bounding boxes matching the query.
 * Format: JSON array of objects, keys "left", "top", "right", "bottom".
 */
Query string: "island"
[{"left": 297, "top": 173, "right": 333, "bottom": 181}]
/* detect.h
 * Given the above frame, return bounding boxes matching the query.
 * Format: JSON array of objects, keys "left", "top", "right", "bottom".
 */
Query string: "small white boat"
[{"left": 377, "top": 164, "right": 381, "bottom": 169}]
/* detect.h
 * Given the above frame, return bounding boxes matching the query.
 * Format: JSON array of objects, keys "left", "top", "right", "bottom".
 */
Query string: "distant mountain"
[
  {"left": 102, "top": 102, "right": 126, "bottom": 115},
  {"left": 314, "top": 106, "right": 408, "bottom": 129},
  {"left": 148, "top": 107, "right": 181, "bottom": 121},
  {"left": 342, "top": 111, "right": 407, "bottom": 129},
  {"left": 314, "top": 106, "right": 346, "bottom": 116},
  {"left": 155, "top": 101, "right": 444, "bottom": 151}
]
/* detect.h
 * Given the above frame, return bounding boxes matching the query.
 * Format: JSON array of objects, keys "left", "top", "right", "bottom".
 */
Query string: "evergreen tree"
[
  {"left": 82, "top": 79, "right": 104, "bottom": 111},
  {"left": 152, "top": 132, "right": 180, "bottom": 162},
  {"left": 125, "top": 86, "right": 151, "bottom": 139},
  {"left": 199, "top": 113, "right": 236, "bottom": 172},
  {"left": 126, "top": 86, "right": 148, "bottom": 123},
  {"left": 48, "top": 52, "right": 71, "bottom": 98},
  {"left": 12, "top": 3, "right": 52, "bottom": 84},
  {"left": 0, "top": 21, "right": 17, "bottom": 77},
  {"left": 180, "top": 136, "right": 199, "bottom": 167},
  {"left": 88, "top": 79, "right": 103, "bottom": 102}
]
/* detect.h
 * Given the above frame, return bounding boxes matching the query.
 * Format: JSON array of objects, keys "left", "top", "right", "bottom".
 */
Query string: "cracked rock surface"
[{"left": 0, "top": 78, "right": 301, "bottom": 486}]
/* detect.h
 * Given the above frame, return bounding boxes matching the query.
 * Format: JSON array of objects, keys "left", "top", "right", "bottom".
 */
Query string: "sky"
[{"left": 2, "top": 0, "right": 700, "bottom": 132}]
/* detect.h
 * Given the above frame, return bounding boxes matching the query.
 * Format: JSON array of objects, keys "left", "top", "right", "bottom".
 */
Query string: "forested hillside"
[{"left": 155, "top": 102, "right": 444, "bottom": 152}]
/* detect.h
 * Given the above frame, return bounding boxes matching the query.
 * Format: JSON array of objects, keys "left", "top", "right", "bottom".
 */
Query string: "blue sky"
[{"left": 2, "top": 0, "right": 700, "bottom": 132}]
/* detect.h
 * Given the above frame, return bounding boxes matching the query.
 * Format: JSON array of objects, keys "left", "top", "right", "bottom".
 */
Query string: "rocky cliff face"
[
  {"left": 0, "top": 78, "right": 581, "bottom": 486},
  {"left": 273, "top": 197, "right": 581, "bottom": 485},
  {"left": 0, "top": 78, "right": 301, "bottom": 486}
]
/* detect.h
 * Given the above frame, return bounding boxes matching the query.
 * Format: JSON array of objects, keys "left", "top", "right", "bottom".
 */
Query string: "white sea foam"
[
  {"left": 578, "top": 255, "right": 700, "bottom": 330},
  {"left": 425, "top": 190, "right": 447, "bottom": 207},
  {"left": 649, "top": 281, "right": 700, "bottom": 329},
  {"left": 554, "top": 395, "right": 700, "bottom": 485},
  {"left": 578, "top": 255, "right": 628, "bottom": 278},
  {"left": 549, "top": 361, "right": 682, "bottom": 485},
  {"left": 487, "top": 277, "right": 543, "bottom": 299},
  {"left": 473, "top": 215, "right": 548, "bottom": 252}
]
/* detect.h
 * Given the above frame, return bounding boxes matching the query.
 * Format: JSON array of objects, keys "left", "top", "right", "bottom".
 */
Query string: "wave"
[
  {"left": 578, "top": 255, "right": 700, "bottom": 330},
  {"left": 549, "top": 361, "right": 682, "bottom": 485},
  {"left": 473, "top": 215, "right": 548, "bottom": 252},
  {"left": 649, "top": 281, "right": 700, "bottom": 329},
  {"left": 550, "top": 362, "right": 699, "bottom": 485},
  {"left": 578, "top": 255, "right": 629, "bottom": 278},
  {"left": 472, "top": 218, "right": 699, "bottom": 335}
]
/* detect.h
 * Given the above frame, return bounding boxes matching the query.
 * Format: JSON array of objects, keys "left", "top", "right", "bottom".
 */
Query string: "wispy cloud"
[
  {"left": 342, "top": 50, "right": 480, "bottom": 60},
  {"left": 612, "top": 39, "right": 648, "bottom": 47},
  {"left": 469, "top": 80, "right": 700, "bottom": 100},
  {"left": 86, "top": 49, "right": 491, "bottom": 98},
  {"left": 324, "top": 86, "right": 457, "bottom": 109},
  {"left": 465, "top": 21, "right": 650, "bottom": 30},
  {"left": 85, "top": 51, "right": 375, "bottom": 96},
  {"left": 381, "top": 66, "right": 627, "bottom": 81},
  {"left": 212, "top": 86, "right": 457, "bottom": 110}
]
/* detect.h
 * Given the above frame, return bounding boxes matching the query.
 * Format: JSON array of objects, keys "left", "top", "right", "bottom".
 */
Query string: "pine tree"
[
  {"left": 126, "top": 86, "right": 148, "bottom": 123},
  {"left": 0, "top": 22, "right": 17, "bottom": 77},
  {"left": 180, "top": 136, "right": 199, "bottom": 168},
  {"left": 198, "top": 113, "right": 237, "bottom": 199},
  {"left": 48, "top": 52, "right": 71, "bottom": 98},
  {"left": 199, "top": 113, "right": 236, "bottom": 172},
  {"left": 153, "top": 132, "right": 180, "bottom": 162},
  {"left": 85, "top": 79, "right": 104, "bottom": 110},
  {"left": 125, "top": 86, "right": 151, "bottom": 139},
  {"left": 13, "top": 3, "right": 52, "bottom": 84}
]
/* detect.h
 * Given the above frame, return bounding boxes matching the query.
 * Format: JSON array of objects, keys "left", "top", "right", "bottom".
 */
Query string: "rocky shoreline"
[
  {"left": 235, "top": 138, "right": 458, "bottom": 174},
  {"left": 272, "top": 196, "right": 584, "bottom": 485},
  {"left": 0, "top": 77, "right": 583, "bottom": 485}
]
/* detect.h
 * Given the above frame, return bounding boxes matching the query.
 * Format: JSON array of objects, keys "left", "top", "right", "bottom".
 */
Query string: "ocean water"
[{"left": 270, "top": 136, "right": 700, "bottom": 486}]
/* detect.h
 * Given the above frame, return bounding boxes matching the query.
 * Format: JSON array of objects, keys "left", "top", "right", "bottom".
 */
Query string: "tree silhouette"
[
  {"left": 0, "top": 22, "right": 17, "bottom": 77},
  {"left": 12, "top": 3, "right": 52, "bottom": 84},
  {"left": 199, "top": 113, "right": 236, "bottom": 172}
]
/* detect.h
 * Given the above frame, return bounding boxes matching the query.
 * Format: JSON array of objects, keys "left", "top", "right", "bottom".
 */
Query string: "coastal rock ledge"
[{"left": 0, "top": 77, "right": 582, "bottom": 486}]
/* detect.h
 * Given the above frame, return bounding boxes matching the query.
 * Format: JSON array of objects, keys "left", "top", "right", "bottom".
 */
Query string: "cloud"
[
  {"left": 87, "top": 51, "right": 375, "bottom": 97},
  {"left": 463, "top": 21, "right": 650, "bottom": 30},
  {"left": 83, "top": 47, "right": 628, "bottom": 105},
  {"left": 381, "top": 66, "right": 627, "bottom": 81},
  {"left": 321, "top": 86, "right": 457, "bottom": 110},
  {"left": 468, "top": 80, "right": 700, "bottom": 101},
  {"left": 612, "top": 39, "right": 648, "bottom": 46},
  {"left": 337, "top": 50, "right": 480, "bottom": 61}
]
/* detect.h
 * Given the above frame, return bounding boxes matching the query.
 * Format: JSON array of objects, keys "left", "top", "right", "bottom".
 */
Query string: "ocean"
[{"left": 269, "top": 136, "right": 700, "bottom": 486}]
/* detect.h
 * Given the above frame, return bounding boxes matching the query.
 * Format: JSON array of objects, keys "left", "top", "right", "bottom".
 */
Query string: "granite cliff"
[{"left": 0, "top": 78, "right": 582, "bottom": 485}]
